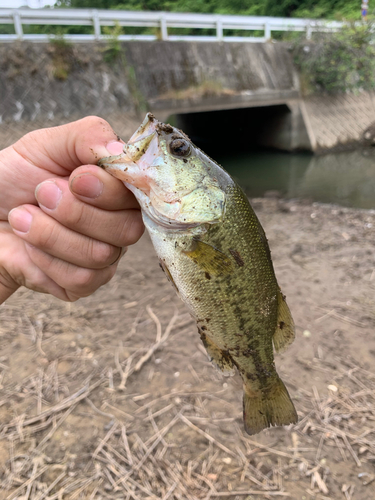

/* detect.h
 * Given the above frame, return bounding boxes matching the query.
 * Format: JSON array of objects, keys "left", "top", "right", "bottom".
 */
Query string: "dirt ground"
[{"left": 1, "top": 196, "right": 375, "bottom": 500}]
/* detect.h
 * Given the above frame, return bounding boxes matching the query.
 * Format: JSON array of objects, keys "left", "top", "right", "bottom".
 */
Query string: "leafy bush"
[
  {"left": 56, "top": 0, "right": 362, "bottom": 21},
  {"left": 48, "top": 35, "right": 74, "bottom": 80},
  {"left": 293, "top": 22, "right": 375, "bottom": 94},
  {"left": 102, "top": 22, "right": 123, "bottom": 63}
]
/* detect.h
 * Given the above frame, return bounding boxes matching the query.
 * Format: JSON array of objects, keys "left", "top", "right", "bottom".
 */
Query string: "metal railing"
[{"left": 0, "top": 8, "right": 344, "bottom": 43}]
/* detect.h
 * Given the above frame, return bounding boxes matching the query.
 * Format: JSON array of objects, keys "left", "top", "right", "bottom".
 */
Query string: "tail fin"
[{"left": 243, "top": 377, "right": 297, "bottom": 435}]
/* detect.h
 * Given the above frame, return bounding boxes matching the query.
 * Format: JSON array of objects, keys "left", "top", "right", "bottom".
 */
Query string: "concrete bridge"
[
  {"left": 134, "top": 41, "right": 309, "bottom": 152},
  {"left": 0, "top": 40, "right": 373, "bottom": 153},
  {"left": 133, "top": 41, "right": 373, "bottom": 154}
]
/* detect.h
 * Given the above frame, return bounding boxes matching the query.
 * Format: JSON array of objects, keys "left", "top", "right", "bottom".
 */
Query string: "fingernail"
[
  {"left": 35, "top": 181, "right": 62, "bottom": 210},
  {"left": 8, "top": 207, "right": 33, "bottom": 233},
  {"left": 106, "top": 141, "right": 124, "bottom": 155},
  {"left": 70, "top": 173, "right": 103, "bottom": 199}
]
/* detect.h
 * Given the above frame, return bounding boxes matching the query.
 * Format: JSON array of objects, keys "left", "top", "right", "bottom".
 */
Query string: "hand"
[{"left": 0, "top": 116, "right": 144, "bottom": 303}]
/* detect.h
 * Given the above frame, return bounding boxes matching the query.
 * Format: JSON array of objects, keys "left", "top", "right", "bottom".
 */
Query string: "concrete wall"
[
  {"left": 127, "top": 41, "right": 300, "bottom": 113},
  {"left": 0, "top": 41, "right": 373, "bottom": 153},
  {"left": 301, "top": 93, "right": 375, "bottom": 153}
]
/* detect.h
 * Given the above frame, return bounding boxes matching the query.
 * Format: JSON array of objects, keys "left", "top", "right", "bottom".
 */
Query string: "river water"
[{"left": 216, "top": 149, "right": 375, "bottom": 210}]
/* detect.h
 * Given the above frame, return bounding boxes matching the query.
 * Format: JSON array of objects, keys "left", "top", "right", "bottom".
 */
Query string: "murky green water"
[{"left": 217, "top": 149, "right": 375, "bottom": 210}]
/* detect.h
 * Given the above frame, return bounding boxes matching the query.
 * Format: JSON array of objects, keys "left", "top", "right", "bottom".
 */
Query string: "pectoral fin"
[
  {"left": 183, "top": 239, "right": 234, "bottom": 276},
  {"left": 159, "top": 260, "right": 179, "bottom": 294},
  {"left": 199, "top": 331, "right": 234, "bottom": 375},
  {"left": 273, "top": 290, "right": 295, "bottom": 353}
]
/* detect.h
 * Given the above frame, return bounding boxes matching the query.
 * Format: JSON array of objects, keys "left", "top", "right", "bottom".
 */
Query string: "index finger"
[{"left": 68, "top": 165, "right": 140, "bottom": 211}]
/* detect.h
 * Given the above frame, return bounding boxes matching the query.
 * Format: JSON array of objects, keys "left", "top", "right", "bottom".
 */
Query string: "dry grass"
[
  {"left": 1, "top": 199, "right": 375, "bottom": 500},
  {"left": 156, "top": 81, "right": 236, "bottom": 102},
  {"left": 1, "top": 303, "right": 375, "bottom": 500}
]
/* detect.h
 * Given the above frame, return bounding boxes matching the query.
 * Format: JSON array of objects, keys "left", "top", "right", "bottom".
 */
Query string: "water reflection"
[{"left": 217, "top": 149, "right": 375, "bottom": 209}]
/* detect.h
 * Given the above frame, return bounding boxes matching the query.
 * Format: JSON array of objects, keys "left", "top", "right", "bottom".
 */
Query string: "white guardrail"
[{"left": 0, "top": 8, "right": 344, "bottom": 43}]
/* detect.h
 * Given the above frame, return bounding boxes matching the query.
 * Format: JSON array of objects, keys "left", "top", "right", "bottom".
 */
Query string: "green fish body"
[{"left": 99, "top": 113, "right": 297, "bottom": 435}]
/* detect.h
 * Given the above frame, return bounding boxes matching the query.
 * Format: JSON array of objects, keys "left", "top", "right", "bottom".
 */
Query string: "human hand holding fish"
[
  {"left": 0, "top": 117, "right": 144, "bottom": 303},
  {"left": 99, "top": 113, "right": 298, "bottom": 435},
  {"left": 0, "top": 112, "right": 297, "bottom": 435}
]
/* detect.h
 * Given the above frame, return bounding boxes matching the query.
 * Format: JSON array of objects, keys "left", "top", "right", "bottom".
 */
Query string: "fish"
[{"left": 98, "top": 113, "right": 298, "bottom": 435}]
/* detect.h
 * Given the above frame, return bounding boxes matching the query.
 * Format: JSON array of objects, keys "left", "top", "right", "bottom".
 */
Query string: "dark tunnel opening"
[{"left": 172, "top": 104, "right": 296, "bottom": 157}]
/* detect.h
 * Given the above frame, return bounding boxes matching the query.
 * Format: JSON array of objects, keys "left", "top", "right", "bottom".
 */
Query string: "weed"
[
  {"left": 127, "top": 65, "right": 148, "bottom": 114},
  {"left": 48, "top": 33, "right": 74, "bottom": 81},
  {"left": 102, "top": 22, "right": 123, "bottom": 64},
  {"left": 101, "top": 24, "right": 148, "bottom": 114},
  {"left": 160, "top": 80, "right": 233, "bottom": 100}
]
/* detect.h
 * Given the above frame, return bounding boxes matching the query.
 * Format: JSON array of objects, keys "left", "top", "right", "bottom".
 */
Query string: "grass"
[
  {"left": 1, "top": 196, "right": 375, "bottom": 500},
  {"left": 1, "top": 298, "right": 375, "bottom": 499}
]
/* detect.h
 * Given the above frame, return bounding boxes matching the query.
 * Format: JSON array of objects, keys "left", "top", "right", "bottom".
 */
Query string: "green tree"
[
  {"left": 293, "top": 22, "right": 375, "bottom": 93},
  {"left": 56, "top": 0, "right": 363, "bottom": 20}
]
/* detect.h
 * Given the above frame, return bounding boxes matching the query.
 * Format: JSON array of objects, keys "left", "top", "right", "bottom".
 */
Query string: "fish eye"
[{"left": 169, "top": 138, "right": 191, "bottom": 157}]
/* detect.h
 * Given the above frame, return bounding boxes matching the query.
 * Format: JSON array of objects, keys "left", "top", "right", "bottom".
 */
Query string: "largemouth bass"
[{"left": 98, "top": 113, "right": 298, "bottom": 435}]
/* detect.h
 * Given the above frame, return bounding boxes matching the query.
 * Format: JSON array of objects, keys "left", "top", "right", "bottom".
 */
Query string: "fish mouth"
[
  {"left": 98, "top": 113, "right": 223, "bottom": 229},
  {"left": 99, "top": 112, "right": 185, "bottom": 168},
  {"left": 125, "top": 113, "right": 158, "bottom": 162},
  {"left": 98, "top": 114, "right": 199, "bottom": 230},
  {"left": 98, "top": 113, "right": 161, "bottom": 195},
  {"left": 98, "top": 113, "right": 158, "bottom": 169}
]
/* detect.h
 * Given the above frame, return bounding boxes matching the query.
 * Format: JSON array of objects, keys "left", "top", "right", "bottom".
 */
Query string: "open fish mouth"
[
  {"left": 98, "top": 113, "right": 158, "bottom": 174},
  {"left": 125, "top": 113, "right": 159, "bottom": 163},
  {"left": 98, "top": 113, "right": 226, "bottom": 228}
]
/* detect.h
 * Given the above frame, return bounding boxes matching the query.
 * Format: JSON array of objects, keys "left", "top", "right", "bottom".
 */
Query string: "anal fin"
[
  {"left": 273, "top": 289, "right": 295, "bottom": 353},
  {"left": 199, "top": 331, "right": 234, "bottom": 375}
]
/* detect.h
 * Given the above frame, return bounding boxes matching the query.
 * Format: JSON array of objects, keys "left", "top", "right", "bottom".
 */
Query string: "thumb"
[{"left": 12, "top": 116, "right": 125, "bottom": 176}]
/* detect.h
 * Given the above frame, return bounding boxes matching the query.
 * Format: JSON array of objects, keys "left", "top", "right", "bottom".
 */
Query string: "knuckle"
[
  {"left": 118, "top": 211, "right": 145, "bottom": 246},
  {"left": 66, "top": 202, "right": 87, "bottom": 227},
  {"left": 21, "top": 129, "right": 44, "bottom": 144},
  {"left": 25, "top": 267, "right": 45, "bottom": 290},
  {"left": 90, "top": 241, "right": 118, "bottom": 267},
  {"left": 24, "top": 265, "right": 52, "bottom": 295},
  {"left": 83, "top": 115, "right": 111, "bottom": 130},
  {"left": 65, "top": 293, "right": 81, "bottom": 303},
  {"left": 72, "top": 266, "right": 114, "bottom": 296},
  {"left": 105, "top": 265, "right": 117, "bottom": 282},
  {"left": 34, "top": 223, "right": 59, "bottom": 250},
  {"left": 21, "top": 131, "right": 35, "bottom": 144},
  {"left": 97, "top": 267, "right": 116, "bottom": 290},
  {"left": 74, "top": 268, "right": 97, "bottom": 290}
]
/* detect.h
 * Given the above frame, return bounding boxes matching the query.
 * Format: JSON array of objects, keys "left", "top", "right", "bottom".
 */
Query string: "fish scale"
[
  {"left": 149, "top": 185, "right": 278, "bottom": 386},
  {"left": 99, "top": 113, "right": 298, "bottom": 435}
]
